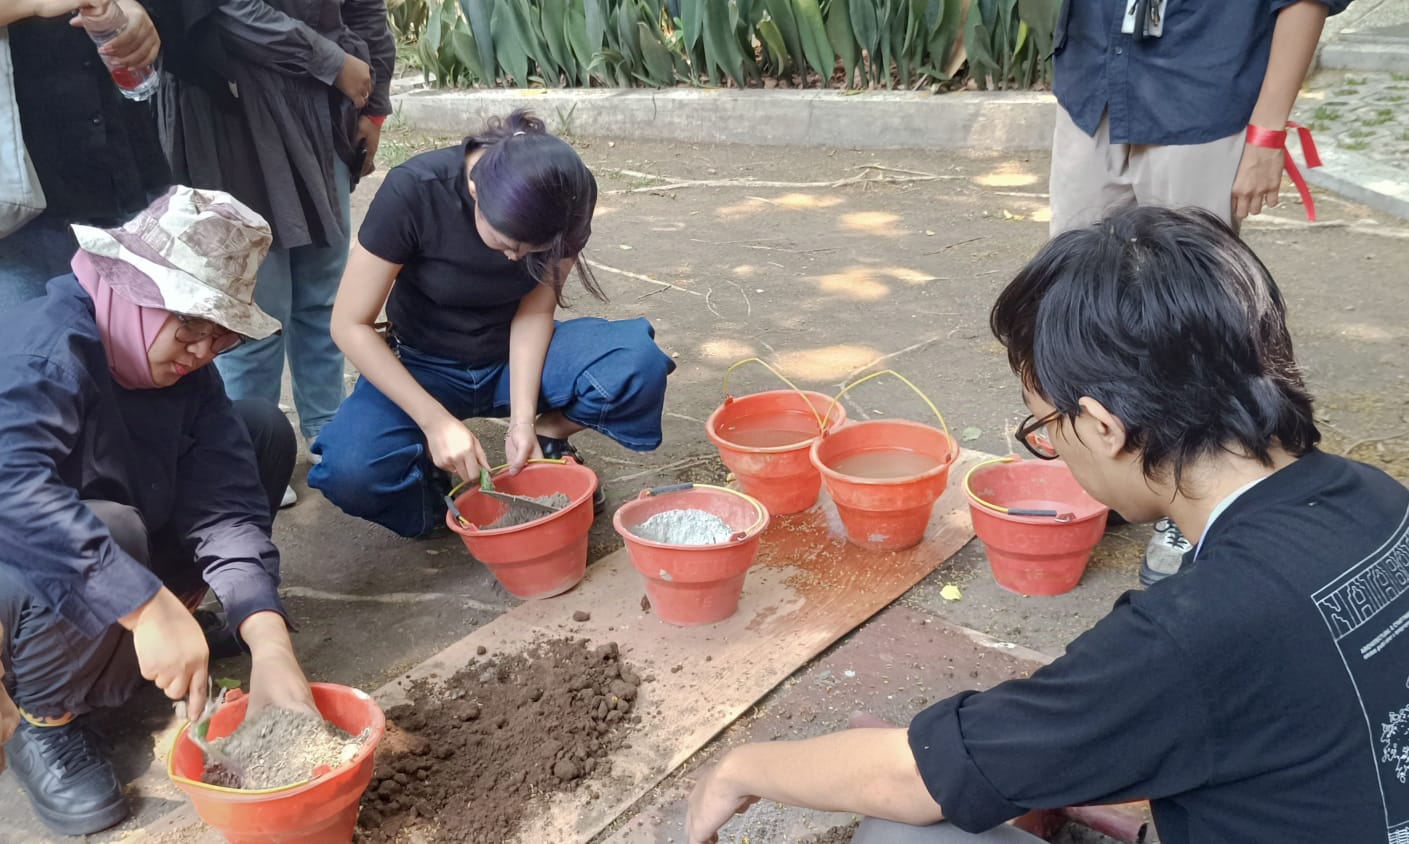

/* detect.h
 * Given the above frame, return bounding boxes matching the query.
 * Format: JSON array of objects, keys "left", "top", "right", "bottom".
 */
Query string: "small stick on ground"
[
  {"left": 1343, "top": 430, "right": 1409, "bottom": 456},
  {"left": 586, "top": 260, "right": 701, "bottom": 296},
  {"left": 601, "top": 164, "right": 955, "bottom": 195}
]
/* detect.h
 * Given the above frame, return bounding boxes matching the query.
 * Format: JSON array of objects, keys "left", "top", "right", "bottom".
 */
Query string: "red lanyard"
[{"left": 1245, "top": 122, "right": 1323, "bottom": 222}]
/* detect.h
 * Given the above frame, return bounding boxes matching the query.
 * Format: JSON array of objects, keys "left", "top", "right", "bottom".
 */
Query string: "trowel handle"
[{"left": 643, "top": 482, "right": 694, "bottom": 497}]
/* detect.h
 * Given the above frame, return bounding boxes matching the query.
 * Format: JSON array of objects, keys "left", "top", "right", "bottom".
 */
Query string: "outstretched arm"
[{"left": 686, "top": 728, "right": 943, "bottom": 844}]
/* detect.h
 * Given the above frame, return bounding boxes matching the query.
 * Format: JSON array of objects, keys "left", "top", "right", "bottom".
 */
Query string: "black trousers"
[{"left": 0, "top": 399, "right": 294, "bottom": 717}]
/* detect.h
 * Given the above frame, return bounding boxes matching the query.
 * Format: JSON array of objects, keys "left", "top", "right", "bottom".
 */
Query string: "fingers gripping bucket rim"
[
  {"left": 167, "top": 683, "right": 386, "bottom": 844},
  {"left": 808, "top": 370, "right": 957, "bottom": 551},
  {"left": 445, "top": 458, "right": 598, "bottom": 599},
  {"left": 613, "top": 484, "right": 769, "bottom": 626},
  {"left": 963, "top": 457, "right": 1110, "bottom": 595},
  {"left": 705, "top": 358, "right": 848, "bottom": 516}
]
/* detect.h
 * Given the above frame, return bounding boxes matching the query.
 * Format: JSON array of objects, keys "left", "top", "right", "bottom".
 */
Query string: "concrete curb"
[
  {"left": 391, "top": 87, "right": 1409, "bottom": 221},
  {"left": 392, "top": 87, "right": 1058, "bottom": 151}
]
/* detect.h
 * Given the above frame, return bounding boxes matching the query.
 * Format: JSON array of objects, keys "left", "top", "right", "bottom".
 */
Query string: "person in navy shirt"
[{"left": 685, "top": 207, "right": 1409, "bottom": 844}]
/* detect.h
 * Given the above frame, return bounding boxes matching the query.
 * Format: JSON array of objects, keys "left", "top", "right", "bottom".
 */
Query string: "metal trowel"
[{"left": 477, "top": 468, "right": 560, "bottom": 516}]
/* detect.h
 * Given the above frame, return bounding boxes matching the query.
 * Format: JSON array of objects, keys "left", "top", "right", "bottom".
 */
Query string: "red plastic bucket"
[
  {"left": 706, "top": 389, "right": 847, "bottom": 515},
  {"left": 964, "top": 457, "right": 1110, "bottom": 595},
  {"left": 810, "top": 419, "right": 957, "bottom": 550},
  {"left": 446, "top": 457, "right": 598, "bottom": 599},
  {"left": 168, "top": 683, "right": 386, "bottom": 843},
  {"left": 613, "top": 484, "right": 769, "bottom": 626}
]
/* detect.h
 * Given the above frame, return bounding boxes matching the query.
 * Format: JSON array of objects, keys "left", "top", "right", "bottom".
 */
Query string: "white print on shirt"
[
  {"left": 1120, "top": 0, "right": 1166, "bottom": 37},
  {"left": 1315, "top": 503, "right": 1409, "bottom": 843}
]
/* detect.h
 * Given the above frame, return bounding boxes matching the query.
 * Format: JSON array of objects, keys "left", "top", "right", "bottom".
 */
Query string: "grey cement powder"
[
  {"left": 631, "top": 509, "right": 734, "bottom": 545},
  {"left": 485, "top": 492, "right": 571, "bottom": 529},
  {"left": 203, "top": 707, "right": 367, "bottom": 790}
]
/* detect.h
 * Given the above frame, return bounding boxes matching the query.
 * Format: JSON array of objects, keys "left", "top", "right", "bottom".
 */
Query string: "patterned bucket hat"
[{"left": 70, "top": 186, "right": 281, "bottom": 339}]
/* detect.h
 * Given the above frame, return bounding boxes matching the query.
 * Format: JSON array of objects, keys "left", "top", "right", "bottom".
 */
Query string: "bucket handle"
[
  {"left": 821, "top": 369, "right": 957, "bottom": 463},
  {"left": 962, "top": 456, "right": 1075, "bottom": 523},
  {"left": 638, "top": 482, "right": 768, "bottom": 540},
  {"left": 445, "top": 457, "right": 578, "bottom": 533},
  {"left": 721, "top": 357, "right": 836, "bottom": 434}
]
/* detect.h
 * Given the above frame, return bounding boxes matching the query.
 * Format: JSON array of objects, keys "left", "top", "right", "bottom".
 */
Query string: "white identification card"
[{"left": 1121, "top": 0, "right": 1167, "bottom": 37}]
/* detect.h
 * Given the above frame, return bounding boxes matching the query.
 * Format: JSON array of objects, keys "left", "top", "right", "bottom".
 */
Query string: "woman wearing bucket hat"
[
  {"left": 685, "top": 207, "right": 1409, "bottom": 844},
  {"left": 0, "top": 186, "right": 320, "bottom": 836},
  {"left": 309, "top": 110, "right": 676, "bottom": 539}
]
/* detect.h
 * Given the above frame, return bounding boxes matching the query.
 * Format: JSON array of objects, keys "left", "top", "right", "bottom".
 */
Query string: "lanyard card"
[{"left": 1121, "top": 0, "right": 1166, "bottom": 38}]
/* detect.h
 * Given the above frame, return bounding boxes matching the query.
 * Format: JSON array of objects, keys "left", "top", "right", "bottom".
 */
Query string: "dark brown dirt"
[
  {"left": 355, "top": 638, "right": 642, "bottom": 843},
  {"left": 798, "top": 824, "right": 859, "bottom": 843}
]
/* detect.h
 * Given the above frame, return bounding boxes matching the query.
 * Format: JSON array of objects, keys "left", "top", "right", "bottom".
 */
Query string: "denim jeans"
[
  {"left": 0, "top": 215, "right": 79, "bottom": 312},
  {"left": 851, "top": 819, "right": 1041, "bottom": 844},
  {"left": 215, "top": 163, "right": 352, "bottom": 441},
  {"left": 308, "top": 317, "right": 675, "bottom": 538}
]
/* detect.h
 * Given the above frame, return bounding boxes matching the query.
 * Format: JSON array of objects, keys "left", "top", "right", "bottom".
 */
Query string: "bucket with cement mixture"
[
  {"left": 809, "top": 371, "right": 957, "bottom": 551},
  {"left": 168, "top": 683, "right": 385, "bottom": 843},
  {"left": 964, "top": 456, "right": 1109, "bottom": 595},
  {"left": 614, "top": 483, "right": 769, "bottom": 626},
  {"left": 706, "top": 358, "right": 848, "bottom": 515},
  {"left": 446, "top": 457, "right": 598, "bottom": 599}
]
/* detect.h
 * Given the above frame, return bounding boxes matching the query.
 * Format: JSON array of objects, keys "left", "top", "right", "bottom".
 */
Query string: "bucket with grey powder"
[{"left": 613, "top": 483, "right": 769, "bottom": 626}]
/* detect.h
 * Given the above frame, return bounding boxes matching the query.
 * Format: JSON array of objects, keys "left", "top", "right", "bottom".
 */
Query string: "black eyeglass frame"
[
  {"left": 174, "top": 315, "right": 245, "bottom": 356},
  {"left": 1015, "top": 411, "right": 1062, "bottom": 460}
]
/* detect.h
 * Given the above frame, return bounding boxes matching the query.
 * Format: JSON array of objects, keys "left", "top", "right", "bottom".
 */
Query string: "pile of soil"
[
  {"left": 203, "top": 708, "right": 366, "bottom": 790},
  {"left": 485, "top": 492, "right": 571, "bottom": 529},
  {"left": 357, "top": 638, "right": 643, "bottom": 842}
]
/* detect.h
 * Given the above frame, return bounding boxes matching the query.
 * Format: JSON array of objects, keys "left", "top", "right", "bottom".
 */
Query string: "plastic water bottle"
[{"left": 79, "top": 1, "right": 159, "bottom": 102}]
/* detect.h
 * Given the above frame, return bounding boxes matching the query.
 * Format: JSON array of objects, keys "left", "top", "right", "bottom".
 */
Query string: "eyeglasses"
[
  {"left": 1015, "top": 411, "right": 1061, "bottom": 460},
  {"left": 174, "top": 315, "right": 244, "bottom": 355}
]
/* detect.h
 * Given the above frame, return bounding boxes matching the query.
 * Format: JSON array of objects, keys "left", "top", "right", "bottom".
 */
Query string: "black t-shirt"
[
  {"left": 358, "top": 142, "right": 542, "bottom": 366},
  {"left": 909, "top": 450, "right": 1409, "bottom": 843}
]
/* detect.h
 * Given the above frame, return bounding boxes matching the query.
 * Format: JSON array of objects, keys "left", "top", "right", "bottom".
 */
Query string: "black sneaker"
[
  {"left": 537, "top": 435, "right": 606, "bottom": 514},
  {"left": 194, "top": 608, "right": 245, "bottom": 661},
  {"left": 5, "top": 719, "right": 128, "bottom": 835}
]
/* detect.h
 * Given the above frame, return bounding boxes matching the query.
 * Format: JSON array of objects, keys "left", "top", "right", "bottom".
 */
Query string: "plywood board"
[{"left": 137, "top": 449, "right": 992, "bottom": 843}]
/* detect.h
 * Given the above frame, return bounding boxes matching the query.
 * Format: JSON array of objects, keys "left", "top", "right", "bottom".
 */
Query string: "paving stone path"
[{"left": 1294, "top": 69, "right": 1409, "bottom": 169}]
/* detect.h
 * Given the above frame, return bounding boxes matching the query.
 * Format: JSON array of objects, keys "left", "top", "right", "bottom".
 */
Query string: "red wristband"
[
  {"left": 367, "top": 114, "right": 387, "bottom": 127},
  {"left": 1245, "top": 122, "right": 1323, "bottom": 222}
]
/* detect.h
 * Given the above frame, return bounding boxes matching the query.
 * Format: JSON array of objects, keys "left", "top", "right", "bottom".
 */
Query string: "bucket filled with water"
[
  {"left": 964, "top": 456, "right": 1109, "bottom": 595},
  {"left": 706, "top": 359, "right": 847, "bottom": 515},
  {"left": 809, "top": 371, "right": 957, "bottom": 551},
  {"left": 613, "top": 483, "right": 769, "bottom": 626}
]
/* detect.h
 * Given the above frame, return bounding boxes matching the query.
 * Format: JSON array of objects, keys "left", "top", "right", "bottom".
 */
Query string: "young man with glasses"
[{"left": 685, "top": 206, "right": 1409, "bottom": 844}]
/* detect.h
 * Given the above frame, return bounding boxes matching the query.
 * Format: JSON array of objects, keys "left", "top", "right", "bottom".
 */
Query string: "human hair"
[
  {"left": 989, "top": 205, "right": 1319, "bottom": 489},
  {"left": 467, "top": 110, "right": 605, "bottom": 305}
]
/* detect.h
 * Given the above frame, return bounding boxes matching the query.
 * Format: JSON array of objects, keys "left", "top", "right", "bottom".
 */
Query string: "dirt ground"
[{"left": 2, "top": 131, "right": 1406, "bottom": 843}]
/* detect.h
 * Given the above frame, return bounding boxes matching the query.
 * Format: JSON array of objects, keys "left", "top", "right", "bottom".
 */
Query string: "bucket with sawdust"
[
  {"left": 168, "top": 683, "right": 385, "bottom": 843},
  {"left": 706, "top": 358, "right": 848, "bottom": 515},
  {"left": 809, "top": 370, "right": 957, "bottom": 551},
  {"left": 446, "top": 457, "right": 598, "bottom": 599},
  {"left": 613, "top": 483, "right": 769, "bottom": 626}
]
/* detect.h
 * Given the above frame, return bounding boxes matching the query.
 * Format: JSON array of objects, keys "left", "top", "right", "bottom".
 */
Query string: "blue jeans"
[
  {"left": 308, "top": 317, "right": 675, "bottom": 538},
  {"left": 215, "top": 163, "right": 352, "bottom": 441},
  {"left": 0, "top": 215, "right": 79, "bottom": 311}
]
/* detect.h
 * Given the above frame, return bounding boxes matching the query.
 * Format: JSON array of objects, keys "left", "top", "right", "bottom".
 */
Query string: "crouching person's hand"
[
  {"left": 240, "top": 611, "right": 317, "bottom": 717},
  {"left": 120, "top": 587, "right": 210, "bottom": 716}
]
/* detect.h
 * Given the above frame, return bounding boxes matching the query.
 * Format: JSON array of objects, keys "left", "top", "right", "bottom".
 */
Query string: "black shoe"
[
  {"left": 5, "top": 719, "right": 128, "bottom": 835},
  {"left": 194, "top": 608, "right": 245, "bottom": 661},
  {"left": 537, "top": 435, "right": 606, "bottom": 514}
]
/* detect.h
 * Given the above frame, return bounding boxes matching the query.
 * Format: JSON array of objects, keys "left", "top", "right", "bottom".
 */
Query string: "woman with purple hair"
[{"left": 309, "top": 110, "right": 675, "bottom": 539}]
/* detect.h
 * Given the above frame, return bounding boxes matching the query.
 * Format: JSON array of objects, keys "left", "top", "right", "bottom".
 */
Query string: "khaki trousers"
[{"left": 1049, "top": 106, "right": 1246, "bottom": 236}]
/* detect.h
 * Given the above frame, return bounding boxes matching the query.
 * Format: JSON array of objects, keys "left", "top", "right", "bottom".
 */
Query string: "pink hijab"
[{"left": 71, "top": 250, "right": 170, "bottom": 390}]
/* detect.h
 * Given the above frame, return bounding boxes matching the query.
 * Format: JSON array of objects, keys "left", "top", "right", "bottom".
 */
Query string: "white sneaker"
[
  {"left": 308, "top": 452, "right": 322, "bottom": 466},
  {"left": 1140, "top": 517, "right": 1192, "bottom": 585},
  {"left": 280, "top": 485, "right": 298, "bottom": 508}
]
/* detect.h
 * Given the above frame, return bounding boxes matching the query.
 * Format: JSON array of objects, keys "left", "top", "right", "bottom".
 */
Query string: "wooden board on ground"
[
  {"left": 374, "top": 448, "right": 991, "bottom": 843},
  {"left": 135, "top": 449, "right": 991, "bottom": 843}
]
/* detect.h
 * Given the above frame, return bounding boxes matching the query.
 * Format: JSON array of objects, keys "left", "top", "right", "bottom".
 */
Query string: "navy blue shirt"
[
  {"left": 909, "top": 450, "right": 1409, "bottom": 843},
  {"left": 1053, "top": 0, "right": 1351, "bottom": 146},
  {"left": 0, "top": 276, "right": 285, "bottom": 640}
]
